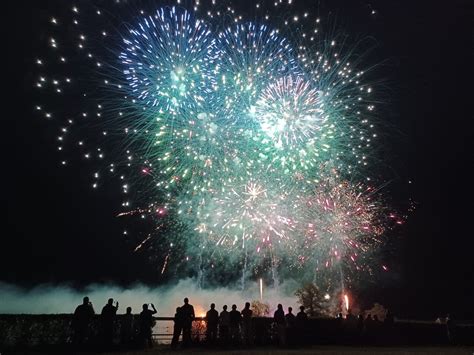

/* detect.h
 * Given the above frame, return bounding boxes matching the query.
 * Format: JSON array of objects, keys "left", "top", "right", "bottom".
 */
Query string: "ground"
[{"left": 17, "top": 346, "right": 474, "bottom": 355}]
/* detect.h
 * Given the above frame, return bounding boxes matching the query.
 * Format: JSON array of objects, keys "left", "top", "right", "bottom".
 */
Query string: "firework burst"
[
  {"left": 34, "top": 1, "right": 402, "bottom": 290},
  {"left": 120, "top": 7, "right": 219, "bottom": 113}
]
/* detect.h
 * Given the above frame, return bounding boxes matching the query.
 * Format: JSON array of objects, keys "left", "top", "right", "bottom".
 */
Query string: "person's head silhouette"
[
  {"left": 232, "top": 304, "right": 237, "bottom": 310},
  {"left": 288, "top": 307, "right": 293, "bottom": 313},
  {"left": 245, "top": 302, "right": 250, "bottom": 309},
  {"left": 83, "top": 296, "right": 89, "bottom": 305},
  {"left": 277, "top": 304, "right": 283, "bottom": 310},
  {"left": 210, "top": 303, "right": 215, "bottom": 309},
  {"left": 223, "top": 305, "right": 227, "bottom": 311},
  {"left": 126, "top": 307, "right": 132, "bottom": 314},
  {"left": 299, "top": 306, "right": 305, "bottom": 312},
  {"left": 108, "top": 298, "right": 113, "bottom": 305},
  {"left": 143, "top": 304, "right": 149, "bottom": 311},
  {"left": 184, "top": 298, "right": 189, "bottom": 305}
]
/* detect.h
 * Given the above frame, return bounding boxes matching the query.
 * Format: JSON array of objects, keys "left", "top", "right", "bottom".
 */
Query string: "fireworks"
[
  {"left": 216, "top": 22, "right": 298, "bottom": 120},
  {"left": 35, "top": 1, "right": 403, "bottom": 290},
  {"left": 252, "top": 75, "right": 329, "bottom": 173},
  {"left": 192, "top": 178, "right": 297, "bottom": 256},
  {"left": 120, "top": 7, "right": 218, "bottom": 112},
  {"left": 255, "top": 76, "right": 324, "bottom": 148}
]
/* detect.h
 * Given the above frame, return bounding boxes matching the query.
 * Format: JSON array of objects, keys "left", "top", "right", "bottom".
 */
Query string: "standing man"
[
  {"left": 229, "top": 304, "right": 242, "bottom": 345},
  {"left": 219, "top": 305, "right": 230, "bottom": 344},
  {"left": 285, "top": 307, "right": 296, "bottom": 346},
  {"left": 139, "top": 303, "right": 157, "bottom": 348},
  {"left": 181, "top": 297, "right": 195, "bottom": 347},
  {"left": 101, "top": 298, "right": 119, "bottom": 347},
  {"left": 171, "top": 307, "right": 183, "bottom": 348},
  {"left": 274, "top": 304, "right": 286, "bottom": 346},
  {"left": 205, "top": 303, "right": 219, "bottom": 345},
  {"left": 72, "top": 296, "right": 95, "bottom": 346},
  {"left": 446, "top": 313, "right": 457, "bottom": 344},
  {"left": 241, "top": 302, "right": 253, "bottom": 346},
  {"left": 296, "top": 305, "right": 308, "bottom": 345},
  {"left": 120, "top": 306, "right": 135, "bottom": 347}
]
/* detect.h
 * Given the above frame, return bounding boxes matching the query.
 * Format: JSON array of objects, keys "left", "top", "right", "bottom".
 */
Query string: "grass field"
[{"left": 18, "top": 345, "right": 474, "bottom": 355}]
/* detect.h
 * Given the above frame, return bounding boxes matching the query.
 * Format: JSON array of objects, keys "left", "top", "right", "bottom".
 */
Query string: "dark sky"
[{"left": 1, "top": 0, "right": 473, "bottom": 319}]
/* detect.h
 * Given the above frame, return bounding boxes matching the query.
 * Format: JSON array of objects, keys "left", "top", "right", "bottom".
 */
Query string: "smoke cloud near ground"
[{"left": 0, "top": 279, "right": 300, "bottom": 316}]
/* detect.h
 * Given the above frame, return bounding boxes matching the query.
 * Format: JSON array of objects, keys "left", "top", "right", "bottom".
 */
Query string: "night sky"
[{"left": 1, "top": 0, "right": 472, "bottom": 319}]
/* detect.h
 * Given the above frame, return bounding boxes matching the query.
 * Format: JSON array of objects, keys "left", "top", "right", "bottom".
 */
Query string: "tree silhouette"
[{"left": 295, "top": 283, "right": 328, "bottom": 317}]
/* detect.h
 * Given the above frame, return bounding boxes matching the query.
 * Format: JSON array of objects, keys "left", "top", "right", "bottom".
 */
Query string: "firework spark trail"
[
  {"left": 134, "top": 235, "right": 152, "bottom": 252},
  {"left": 161, "top": 252, "right": 171, "bottom": 274}
]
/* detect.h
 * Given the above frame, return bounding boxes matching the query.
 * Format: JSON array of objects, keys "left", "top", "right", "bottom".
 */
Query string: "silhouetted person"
[
  {"left": 285, "top": 307, "right": 296, "bottom": 328},
  {"left": 139, "top": 303, "right": 157, "bottom": 348},
  {"left": 72, "top": 296, "right": 95, "bottom": 346},
  {"left": 171, "top": 307, "right": 184, "bottom": 348},
  {"left": 121, "top": 307, "right": 134, "bottom": 347},
  {"left": 101, "top": 298, "right": 118, "bottom": 346},
  {"left": 206, "top": 303, "right": 219, "bottom": 345},
  {"left": 181, "top": 298, "right": 195, "bottom": 347},
  {"left": 296, "top": 306, "right": 308, "bottom": 345},
  {"left": 229, "top": 304, "right": 242, "bottom": 345},
  {"left": 274, "top": 304, "right": 286, "bottom": 346},
  {"left": 241, "top": 302, "right": 253, "bottom": 346},
  {"left": 446, "top": 313, "right": 457, "bottom": 344},
  {"left": 285, "top": 307, "right": 296, "bottom": 346},
  {"left": 219, "top": 305, "right": 230, "bottom": 344},
  {"left": 296, "top": 306, "right": 308, "bottom": 325}
]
